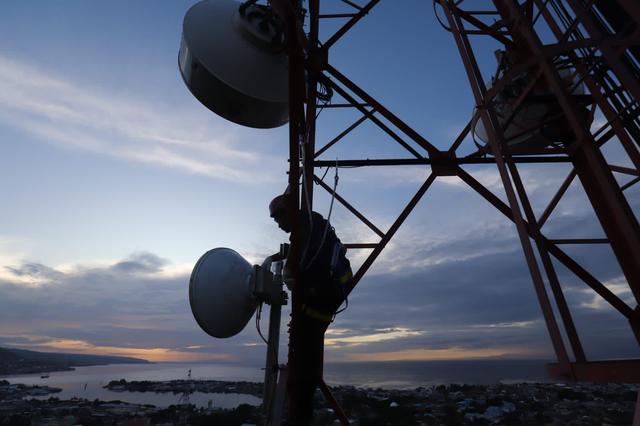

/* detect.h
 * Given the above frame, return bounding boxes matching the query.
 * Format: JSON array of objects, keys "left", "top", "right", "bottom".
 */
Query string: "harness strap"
[
  {"left": 302, "top": 273, "right": 352, "bottom": 322},
  {"left": 336, "top": 270, "right": 352, "bottom": 285},
  {"left": 301, "top": 304, "right": 334, "bottom": 323}
]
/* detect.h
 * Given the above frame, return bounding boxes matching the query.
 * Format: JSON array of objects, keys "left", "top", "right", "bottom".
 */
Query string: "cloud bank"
[
  {"left": 1, "top": 202, "right": 637, "bottom": 365},
  {"left": 0, "top": 55, "right": 280, "bottom": 183}
]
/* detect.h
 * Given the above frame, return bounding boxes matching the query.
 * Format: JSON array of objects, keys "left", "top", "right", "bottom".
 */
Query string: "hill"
[{"left": 0, "top": 347, "right": 149, "bottom": 375}]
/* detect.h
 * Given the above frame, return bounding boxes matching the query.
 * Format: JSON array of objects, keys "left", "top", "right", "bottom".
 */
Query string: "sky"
[{"left": 0, "top": 1, "right": 638, "bottom": 366}]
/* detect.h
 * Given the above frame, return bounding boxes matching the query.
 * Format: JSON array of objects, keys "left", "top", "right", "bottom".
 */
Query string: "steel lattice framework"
[{"left": 271, "top": 0, "right": 640, "bottom": 423}]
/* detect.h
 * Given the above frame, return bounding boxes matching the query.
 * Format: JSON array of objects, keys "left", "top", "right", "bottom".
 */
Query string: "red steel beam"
[
  {"left": 319, "top": 13, "right": 357, "bottom": 19},
  {"left": 315, "top": 111, "right": 372, "bottom": 158},
  {"left": 538, "top": 169, "right": 577, "bottom": 229},
  {"left": 319, "top": 103, "right": 370, "bottom": 108},
  {"left": 448, "top": 118, "right": 471, "bottom": 153},
  {"left": 566, "top": 0, "right": 640, "bottom": 103},
  {"left": 348, "top": 174, "right": 437, "bottom": 294},
  {"left": 532, "top": 0, "right": 640, "bottom": 171},
  {"left": 300, "top": 5, "right": 640, "bottom": 422},
  {"left": 615, "top": 0, "right": 640, "bottom": 23},
  {"left": 314, "top": 157, "right": 572, "bottom": 167},
  {"left": 610, "top": 165, "right": 640, "bottom": 176},
  {"left": 457, "top": 166, "right": 640, "bottom": 346},
  {"left": 455, "top": 6, "right": 516, "bottom": 47},
  {"left": 324, "top": 65, "right": 440, "bottom": 156},
  {"left": 548, "top": 239, "right": 609, "bottom": 244},
  {"left": 442, "top": 0, "right": 573, "bottom": 370},
  {"left": 323, "top": 0, "right": 381, "bottom": 50},
  {"left": 320, "top": 74, "right": 423, "bottom": 158},
  {"left": 340, "top": 0, "right": 363, "bottom": 11},
  {"left": 276, "top": 0, "right": 315, "bottom": 422},
  {"left": 547, "top": 359, "right": 640, "bottom": 383},
  {"left": 622, "top": 176, "right": 640, "bottom": 191},
  {"left": 506, "top": 156, "right": 586, "bottom": 362},
  {"left": 344, "top": 243, "right": 378, "bottom": 249},
  {"left": 457, "top": 168, "right": 637, "bottom": 321},
  {"left": 319, "top": 380, "right": 350, "bottom": 426},
  {"left": 314, "top": 174, "right": 386, "bottom": 238},
  {"left": 494, "top": 0, "right": 640, "bottom": 324}
]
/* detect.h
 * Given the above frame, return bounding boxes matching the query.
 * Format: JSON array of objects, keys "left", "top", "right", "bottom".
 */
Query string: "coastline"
[
  {"left": 2, "top": 360, "right": 638, "bottom": 424},
  {"left": 0, "top": 365, "right": 76, "bottom": 376},
  {"left": 1, "top": 378, "right": 637, "bottom": 425},
  {"left": 0, "top": 347, "right": 150, "bottom": 377}
]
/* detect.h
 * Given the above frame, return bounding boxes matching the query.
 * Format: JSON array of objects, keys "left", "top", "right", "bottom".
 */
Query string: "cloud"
[
  {"left": 368, "top": 220, "right": 520, "bottom": 275},
  {"left": 1, "top": 200, "right": 637, "bottom": 364},
  {"left": 4, "top": 262, "right": 65, "bottom": 286},
  {"left": 0, "top": 251, "right": 242, "bottom": 362},
  {"left": 5, "top": 337, "right": 227, "bottom": 363},
  {"left": 327, "top": 205, "right": 639, "bottom": 361},
  {"left": 0, "top": 54, "right": 281, "bottom": 183},
  {"left": 471, "top": 320, "right": 539, "bottom": 329},
  {"left": 325, "top": 327, "right": 424, "bottom": 347},
  {"left": 578, "top": 275, "right": 635, "bottom": 311},
  {"left": 111, "top": 252, "right": 168, "bottom": 274}
]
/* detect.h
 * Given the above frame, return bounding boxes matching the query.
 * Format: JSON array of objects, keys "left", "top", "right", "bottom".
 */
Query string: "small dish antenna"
[
  {"left": 179, "top": 0, "right": 289, "bottom": 128},
  {"left": 189, "top": 248, "right": 257, "bottom": 338},
  {"left": 189, "top": 246, "right": 289, "bottom": 423}
]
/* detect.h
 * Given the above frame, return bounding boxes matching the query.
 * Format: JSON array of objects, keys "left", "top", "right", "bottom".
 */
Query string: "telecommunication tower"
[{"left": 180, "top": 0, "right": 640, "bottom": 424}]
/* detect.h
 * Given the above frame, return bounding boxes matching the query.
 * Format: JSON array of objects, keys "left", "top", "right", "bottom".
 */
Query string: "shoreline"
[
  {"left": 2, "top": 378, "right": 637, "bottom": 425},
  {"left": 0, "top": 346, "right": 151, "bottom": 378},
  {"left": 104, "top": 378, "right": 264, "bottom": 397}
]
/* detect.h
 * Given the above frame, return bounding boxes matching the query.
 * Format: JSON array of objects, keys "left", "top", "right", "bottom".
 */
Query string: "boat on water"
[{"left": 40, "top": 374, "right": 49, "bottom": 379}]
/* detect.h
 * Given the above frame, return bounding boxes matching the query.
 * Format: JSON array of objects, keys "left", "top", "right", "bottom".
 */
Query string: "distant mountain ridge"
[{"left": 0, "top": 347, "right": 150, "bottom": 375}]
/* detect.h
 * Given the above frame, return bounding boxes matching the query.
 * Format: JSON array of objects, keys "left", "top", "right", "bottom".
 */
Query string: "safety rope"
[{"left": 305, "top": 158, "right": 339, "bottom": 268}]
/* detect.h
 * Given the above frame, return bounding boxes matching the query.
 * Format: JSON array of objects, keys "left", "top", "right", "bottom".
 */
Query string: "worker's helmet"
[
  {"left": 270, "top": 185, "right": 293, "bottom": 217},
  {"left": 269, "top": 193, "right": 288, "bottom": 218}
]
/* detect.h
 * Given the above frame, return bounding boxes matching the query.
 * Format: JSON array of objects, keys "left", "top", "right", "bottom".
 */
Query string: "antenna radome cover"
[
  {"left": 179, "top": 0, "right": 289, "bottom": 128},
  {"left": 189, "top": 248, "right": 257, "bottom": 338}
]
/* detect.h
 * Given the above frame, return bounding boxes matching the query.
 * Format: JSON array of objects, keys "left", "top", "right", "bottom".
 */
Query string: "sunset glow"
[
  {"left": 324, "top": 327, "right": 423, "bottom": 347},
  {"left": 22, "top": 338, "right": 232, "bottom": 363},
  {"left": 343, "top": 346, "right": 541, "bottom": 362}
]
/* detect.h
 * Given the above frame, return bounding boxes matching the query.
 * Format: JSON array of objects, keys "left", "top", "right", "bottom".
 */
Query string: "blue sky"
[{"left": 0, "top": 1, "right": 637, "bottom": 364}]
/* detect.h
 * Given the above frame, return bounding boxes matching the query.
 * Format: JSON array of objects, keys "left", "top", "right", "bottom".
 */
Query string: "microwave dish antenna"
[
  {"left": 473, "top": 53, "right": 593, "bottom": 150},
  {"left": 189, "top": 247, "right": 257, "bottom": 338},
  {"left": 179, "top": 0, "right": 289, "bottom": 128},
  {"left": 189, "top": 246, "right": 289, "bottom": 423}
]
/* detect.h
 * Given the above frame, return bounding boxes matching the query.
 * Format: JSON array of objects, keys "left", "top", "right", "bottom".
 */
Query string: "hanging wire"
[
  {"left": 255, "top": 302, "right": 268, "bottom": 344},
  {"left": 432, "top": 0, "right": 452, "bottom": 32},
  {"left": 299, "top": 74, "right": 335, "bottom": 266},
  {"left": 305, "top": 159, "right": 339, "bottom": 268},
  {"left": 316, "top": 99, "right": 329, "bottom": 120},
  {"left": 299, "top": 125, "right": 315, "bottom": 265},
  {"left": 313, "top": 70, "right": 332, "bottom": 120},
  {"left": 319, "top": 166, "right": 331, "bottom": 182},
  {"left": 334, "top": 295, "right": 349, "bottom": 317}
]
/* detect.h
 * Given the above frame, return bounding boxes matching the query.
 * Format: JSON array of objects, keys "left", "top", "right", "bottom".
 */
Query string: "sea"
[{"left": 0, "top": 359, "right": 553, "bottom": 409}]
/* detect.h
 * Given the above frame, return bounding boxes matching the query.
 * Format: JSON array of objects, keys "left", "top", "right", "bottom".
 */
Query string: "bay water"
[{"left": 1, "top": 359, "right": 552, "bottom": 409}]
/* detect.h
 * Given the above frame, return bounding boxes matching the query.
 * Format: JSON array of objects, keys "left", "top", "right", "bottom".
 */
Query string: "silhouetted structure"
[{"left": 274, "top": 0, "right": 640, "bottom": 424}]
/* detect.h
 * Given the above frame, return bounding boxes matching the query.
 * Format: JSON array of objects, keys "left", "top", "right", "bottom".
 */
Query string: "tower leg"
[
  {"left": 269, "top": 366, "right": 288, "bottom": 426},
  {"left": 263, "top": 301, "right": 283, "bottom": 420},
  {"left": 286, "top": 313, "right": 326, "bottom": 425}
]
